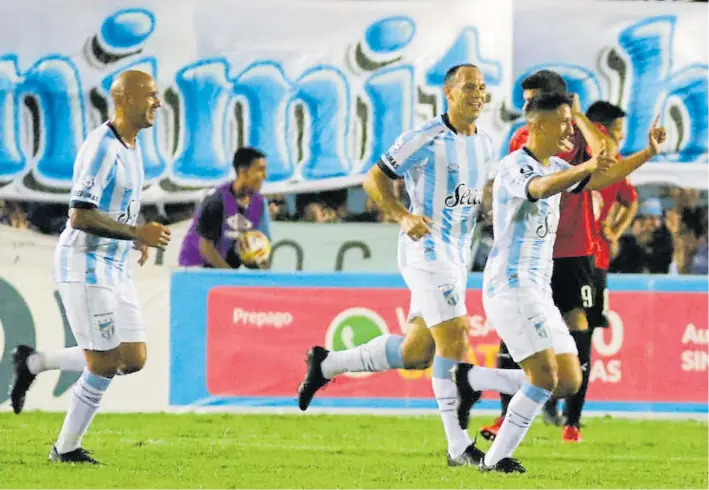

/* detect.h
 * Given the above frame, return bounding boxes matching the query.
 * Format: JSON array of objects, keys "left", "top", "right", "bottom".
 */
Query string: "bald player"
[{"left": 7, "top": 70, "right": 170, "bottom": 464}]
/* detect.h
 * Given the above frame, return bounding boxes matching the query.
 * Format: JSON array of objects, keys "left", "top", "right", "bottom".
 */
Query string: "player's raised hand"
[
  {"left": 648, "top": 115, "right": 667, "bottom": 156},
  {"left": 136, "top": 221, "right": 171, "bottom": 249},
  {"left": 571, "top": 93, "right": 582, "bottom": 115},
  {"left": 399, "top": 213, "right": 432, "bottom": 241}
]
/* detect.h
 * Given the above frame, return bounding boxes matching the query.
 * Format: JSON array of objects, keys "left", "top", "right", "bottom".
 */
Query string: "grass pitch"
[{"left": 0, "top": 412, "right": 706, "bottom": 488}]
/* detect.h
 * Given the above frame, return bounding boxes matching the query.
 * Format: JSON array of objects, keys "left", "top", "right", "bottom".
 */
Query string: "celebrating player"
[
  {"left": 572, "top": 101, "right": 639, "bottom": 430},
  {"left": 481, "top": 70, "right": 660, "bottom": 442},
  {"left": 178, "top": 147, "right": 271, "bottom": 270},
  {"left": 297, "top": 64, "right": 497, "bottom": 467},
  {"left": 452, "top": 92, "right": 666, "bottom": 473},
  {"left": 8, "top": 70, "right": 170, "bottom": 464}
]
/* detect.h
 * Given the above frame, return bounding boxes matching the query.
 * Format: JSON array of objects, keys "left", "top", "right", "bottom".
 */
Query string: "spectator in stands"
[
  {"left": 267, "top": 194, "right": 292, "bottom": 221},
  {"left": 610, "top": 198, "right": 674, "bottom": 273},
  {"left": 177, "top": 147, "right": 271, "bottom": 269}
]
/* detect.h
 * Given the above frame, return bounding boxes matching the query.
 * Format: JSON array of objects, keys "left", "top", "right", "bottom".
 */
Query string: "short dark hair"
[
  {"left": 586, "top": 101, "right": 626, "bottom": 128},
  {"left": 444, "top": 64, "right": 479, "bottom": 87},
  {"left": 521, "top": 70, "right": 568, "bottom": 95},
  {"left": 232, "top": 147, "right": 266, "bottom": 173},
  {"left": 524, "top": 92, "right": 573, "bottom": 115}
]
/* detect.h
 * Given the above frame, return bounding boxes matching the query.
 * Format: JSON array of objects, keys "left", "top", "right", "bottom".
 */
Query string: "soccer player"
[
  {"left": 452, "top": 92, "right": 665, "bottom": 473},
  {"left": 480, "top": 70, "right": 652, "bottom": 442},
  {"left": 177, "top": 147, "right": 271, "bottom": 269},
  {"left": 572, "top": 101, "right": 639, "bottom": 429},
  {"left": 8, "top": 70, "right": 171, "bottom": 464},
  {"left": 297, "top": 64, "right": 497, "bottom": 467}
]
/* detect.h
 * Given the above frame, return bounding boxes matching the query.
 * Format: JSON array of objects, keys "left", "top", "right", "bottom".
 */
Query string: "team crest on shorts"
[
  {"left": 439, "top": 284, "right": 459, "bottom": 306},
  {"left": 97, "top": 318, "right": 115, "bottom": 340}
]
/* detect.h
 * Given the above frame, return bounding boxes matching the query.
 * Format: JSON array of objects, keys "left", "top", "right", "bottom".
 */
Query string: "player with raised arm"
[
  {"left": 451, "top": 92, "right": 665, "bottom": 473},
  {"left": 8, "top": 70, "right": 170, "bottom": 464},
  {"left": 480, "top": 70, "right": 661, "bottom": 442},
  {"left": 297, "top": 64, "right": 497, "bottom": 467}
]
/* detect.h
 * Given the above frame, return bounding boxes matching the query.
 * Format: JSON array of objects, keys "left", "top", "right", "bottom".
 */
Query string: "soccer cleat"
[
  {"left": 562, "top": 425, "right": 582, "bottom": 443},
  {"left": 48, "top": 446, "right": 100, "bottom": 464},
  {"left": 297, "top": 346, "right": 330, "bottom": 411},
  {"left": 447, "top": 441, "right": 486, "bottom": 467},
  {"left": 450, "top": 363, "right": 483, "bottom": 430},
  {"left": 9, "top": 345, "right": 37, "bottom": 414},
  {"left": 479, "top": 416, "right": 504, "bottom": 442},
  {"left": 479, "top": 457, "right": 526, "bottom": 474},
  {"left": 542, "top": 400, "right": 566, "bottom": 427}
]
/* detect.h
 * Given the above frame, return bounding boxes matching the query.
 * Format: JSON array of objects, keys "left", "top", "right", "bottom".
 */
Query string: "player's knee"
[
  {"left": 85, "top": 351, "right": 121, "bottom": 378},
  {"left": 557, "top": 367, "right": 582, "bottom": 397},
  {"left": 119, "top": 352, "right": 147, "bottom": 374},
  {"left": 119, "top": 358, "right": 146, "bottom": 375},
  {"left": 564, "top": 308, "right": 589, "bottom": 332},
  {"left": 430, "top": 318, "right": 469, "bottom": 359},
  {"left": 527, "top": 363, "right": 559, "bottom": 392},
  {"left": 401, "top": 342, "right": 434, "bottom": 369}
]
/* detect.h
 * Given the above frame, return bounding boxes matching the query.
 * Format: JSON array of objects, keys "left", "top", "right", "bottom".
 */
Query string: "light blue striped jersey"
[
  {"left": 54, "top": 122, "right": 144, "bottom": 284},
  {"left": 378, "top": 115, "right": 497, "bottom": 269},
  {"left": 483, "top": 148, "right": 588, "bottom": 296}
]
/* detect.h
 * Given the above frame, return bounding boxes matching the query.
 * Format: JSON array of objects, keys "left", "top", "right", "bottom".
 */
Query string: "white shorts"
[
  {"left": 58, "top": 280, "right": 146, "bottom": 351},
  {"left": 484, "top": 287, "right": 577, "bottom": 363},
  {"left": 400, "top": 261, "right": 467, "bottom": 327}
]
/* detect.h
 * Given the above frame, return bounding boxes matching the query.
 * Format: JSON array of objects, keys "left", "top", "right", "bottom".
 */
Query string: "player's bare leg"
[
  {"left": 428, "top": 316, "right": 485, "bottom": 467},
  {"left": 117, "top": 342, "right": 148, "bottom": 374},
  {"left": 453, "top": 350, "right": 581, "bottom": 473},
  {"left": 561, "top": 307, "right": 591, "bottom": 442},
  {"left": 49, "top": 348, "right": 121, "bottom": 464},
  {"left": 297, "top": 318, "right": 434, "bottom": 410},
  {"left": 9, "top": 342, "right": 146, "bottom": 414}
]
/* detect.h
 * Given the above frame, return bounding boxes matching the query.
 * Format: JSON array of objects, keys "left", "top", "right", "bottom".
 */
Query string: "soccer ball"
[{"left": 236, "top": 230, "right": 272, "bottom": 267}]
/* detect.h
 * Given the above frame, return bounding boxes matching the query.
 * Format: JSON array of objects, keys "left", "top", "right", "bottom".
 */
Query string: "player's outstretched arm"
[
  {"left": 571, "top": 94, "right": 618, "bottom": 156},
  {"left": 586, "top": 116, "right": 666, "bottom": 191},
  {"left": 526, "top": 152, "right": 613, "bottom": 201},
  {"left": 70, "top": 207, "right": 170, "bottom": 249}
]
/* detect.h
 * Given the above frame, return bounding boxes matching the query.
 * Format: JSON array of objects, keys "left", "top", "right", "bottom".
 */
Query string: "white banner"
[
  {"left": 0, "top": 226, "right": 170, "bottom": 412},
  {"left": 0, "top": 0, "right": 513, "bottom": 203},
  {"left": 512, "top": 0, "right": 708, "bottom": 188}
]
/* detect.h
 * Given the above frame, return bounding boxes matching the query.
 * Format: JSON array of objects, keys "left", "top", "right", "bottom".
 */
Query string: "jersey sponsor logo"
[
  {"left": 444, "top": 182, "right": 483, "bottom": 208},
  {"left": 384, "top": 152, "right": 398, "bottom": 169}
]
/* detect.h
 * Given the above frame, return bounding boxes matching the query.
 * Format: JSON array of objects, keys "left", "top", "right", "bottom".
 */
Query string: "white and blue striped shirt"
[
  {"left": 483, "top": 148, "right": 588, "bottom": 296},
  {"left": 54, "top": 122, "right": 144, "bottom": 285},
  {"left": 378, "top": 115, "right": 497, "bottom": 269}
]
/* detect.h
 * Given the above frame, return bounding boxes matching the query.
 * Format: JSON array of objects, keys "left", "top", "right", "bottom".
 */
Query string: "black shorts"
[
  {"left": 551, "top": 256, "right": 596, "bottom": 315},
  {"left": 587, "top": 268, "right": 610, "bottom": 328}
]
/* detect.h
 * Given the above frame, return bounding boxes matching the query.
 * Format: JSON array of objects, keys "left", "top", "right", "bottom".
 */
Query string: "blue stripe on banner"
[
  {"left": 422, "top": 149, "right": 436, "bottom": 261},
  {"left": 441, "top": 136, "right": 458, "bottom": 261},
  {"left": 186, "top": 396, "right": 709, "bottom": 414}
]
